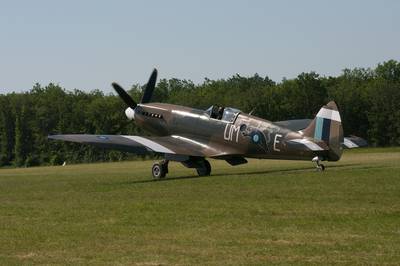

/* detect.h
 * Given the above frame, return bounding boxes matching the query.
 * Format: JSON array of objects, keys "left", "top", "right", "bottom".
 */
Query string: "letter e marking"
[{"left": 274, "top": 134, "right": 282, "bottom": 151}]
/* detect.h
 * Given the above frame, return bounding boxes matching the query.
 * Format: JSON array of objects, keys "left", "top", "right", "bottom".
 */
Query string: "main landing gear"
[
  {"left": 152, "top": 160, "right": 169, "bottom": 179},
  {"left": 151, "top": 158, "right": 212, "bottom": 179},
  {"left": 312, "top": 156, "right": 325, "bottom": 172},
  {"left": 196, "top": 160, "right": 211, "bottom": 177}
]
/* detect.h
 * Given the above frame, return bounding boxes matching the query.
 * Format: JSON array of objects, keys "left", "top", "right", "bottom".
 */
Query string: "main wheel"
[
  {"left": 196, "top": 160, "right": 211, "bottom": 176},
  {"left": 152, "top": 162, "right": 166, "bottom": 179}
]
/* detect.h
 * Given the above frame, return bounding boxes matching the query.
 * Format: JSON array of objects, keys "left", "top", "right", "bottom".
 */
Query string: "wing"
[{"left": 48, "top": 134, "right": 235, "bottom": 158}]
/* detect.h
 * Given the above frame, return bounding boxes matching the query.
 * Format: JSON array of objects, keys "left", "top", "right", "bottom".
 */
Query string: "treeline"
[{"left": 1, "top": 60, "right": 400, "bottom": 167}]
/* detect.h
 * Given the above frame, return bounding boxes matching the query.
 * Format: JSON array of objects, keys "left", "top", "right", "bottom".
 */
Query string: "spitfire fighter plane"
[{"left": 49, "top": 69, "right": 366, "bottom": 178}]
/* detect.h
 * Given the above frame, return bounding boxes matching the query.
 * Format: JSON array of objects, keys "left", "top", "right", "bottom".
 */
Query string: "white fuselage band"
[{"left": 122, "top": 136, "right": 175, "bottom": 154}]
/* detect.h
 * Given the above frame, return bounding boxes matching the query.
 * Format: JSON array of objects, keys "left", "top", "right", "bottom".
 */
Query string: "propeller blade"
[
  {"left": 141, "top": 68, "right": 158, "bottom": 104},
  {"left": 112, "top": 82, "right": 137, "bottom": 109}
]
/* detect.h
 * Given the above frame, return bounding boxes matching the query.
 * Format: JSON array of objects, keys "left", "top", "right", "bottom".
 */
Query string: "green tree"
[
  {"left": 14, "top": 107, "right": 28, "bottom": 166},
  {"left": 367, "top": 61, "right": 400, "bottom": 146},
  {"left": 0, "top": 105, "right": 14, "bottom": 166}
]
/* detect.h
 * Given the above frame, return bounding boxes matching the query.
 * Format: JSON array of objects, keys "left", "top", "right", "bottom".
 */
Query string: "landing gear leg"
[
  {"left": 312, "top": 156, "right": 325, "bottom": 172},
  {"left": 152, "top": 160, "right": 169, "bottom": 179},
  {"left": 196, "top": 160, "right": 211, "bottom": 176}
]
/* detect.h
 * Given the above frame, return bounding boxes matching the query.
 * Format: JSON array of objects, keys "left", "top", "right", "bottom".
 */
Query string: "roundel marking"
[{"left": 252, "top": 133, "right": 260, "bottom": 143}]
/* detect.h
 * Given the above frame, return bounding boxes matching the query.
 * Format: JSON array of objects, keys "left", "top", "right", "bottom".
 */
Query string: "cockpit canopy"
[{"left": 205, "top": 105, "right": 241, "bottom": 123}]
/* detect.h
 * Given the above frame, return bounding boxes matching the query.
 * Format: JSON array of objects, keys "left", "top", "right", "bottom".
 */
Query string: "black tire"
[
  {"left": 196, "top": 160, "right": 211, "bottom": 176},
  {"left": 161, "top": 160, "right": 169, "bottom": 174},
  {"left": 152, "top": 163, "right": 166, "bottom": 179}
]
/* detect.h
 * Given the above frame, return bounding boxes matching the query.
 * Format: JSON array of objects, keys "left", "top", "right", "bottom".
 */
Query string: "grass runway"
[{"left": 1, "top": 148, "right": 400, "bottom": 265}]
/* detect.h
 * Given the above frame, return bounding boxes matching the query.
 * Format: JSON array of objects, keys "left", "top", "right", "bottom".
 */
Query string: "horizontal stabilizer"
[
  {"left": 343, "top": 136, "right": 368, "bottom": 149},
  {"left": 286, "top": 138, "right": 328, "bottom": 151}
]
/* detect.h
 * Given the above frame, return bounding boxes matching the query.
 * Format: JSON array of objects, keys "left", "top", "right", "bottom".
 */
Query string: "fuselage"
[{"left": 131, "top": 103, "right": 329, "bottom": 161}]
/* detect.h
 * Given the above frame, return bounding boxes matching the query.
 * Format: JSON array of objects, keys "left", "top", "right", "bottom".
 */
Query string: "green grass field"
[{"left": 1, "top": 148, "right": 400, "bottom": 265}]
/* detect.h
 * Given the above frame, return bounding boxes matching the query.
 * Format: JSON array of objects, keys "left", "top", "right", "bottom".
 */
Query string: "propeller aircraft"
[{"left": 49, "top": 69, "right": 367, "bottom": 178}]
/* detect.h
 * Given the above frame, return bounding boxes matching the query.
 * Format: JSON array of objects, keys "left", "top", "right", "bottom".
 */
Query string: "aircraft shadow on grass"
[{"left": 112, "top": 162, "right": 383, "bottom": 186}]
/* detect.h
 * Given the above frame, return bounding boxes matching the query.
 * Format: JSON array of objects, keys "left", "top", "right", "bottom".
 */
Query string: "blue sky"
[{"left": 1, "top": 0, "right": 399, "bottom": 93}]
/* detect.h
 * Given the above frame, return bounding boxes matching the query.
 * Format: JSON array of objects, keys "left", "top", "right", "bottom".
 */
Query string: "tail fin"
[{"left": 303, "top": 101, "right": 344, "bottom": 161}]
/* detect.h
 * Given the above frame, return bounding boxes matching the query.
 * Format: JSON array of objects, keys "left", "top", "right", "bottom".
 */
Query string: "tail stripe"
[
  {"left": 321, "top": 118, "right": 331, "bottom": 142},
  {"left": 316, "top": 108, "right": 341, "bottom": 122},
  {"left": 314, "top": 117, "right": 323, "bottom": 140},
  {"left": 314, "top": 117, "right": 332, "bottom": 142}
]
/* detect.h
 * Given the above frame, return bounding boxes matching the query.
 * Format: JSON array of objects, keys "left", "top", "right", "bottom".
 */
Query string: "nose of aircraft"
[{"left": 125, "top": 107, "right": 135, "bottom": 120}]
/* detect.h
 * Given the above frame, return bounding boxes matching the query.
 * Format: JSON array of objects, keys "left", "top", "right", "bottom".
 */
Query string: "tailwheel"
[
  {"left": 152, "top": 160, "right": 169, "bottom": 179},
  {"left": 196, "top": 160, "right": 211, "bottom": 176},
  {"left": 312, "top": 156, "right": 326, "bottom": 172},
  {"left": 316, "top": 164, "right": 325, "bottom": 172}
]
